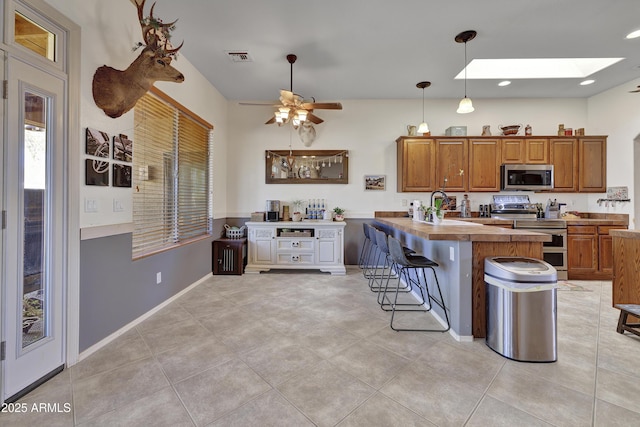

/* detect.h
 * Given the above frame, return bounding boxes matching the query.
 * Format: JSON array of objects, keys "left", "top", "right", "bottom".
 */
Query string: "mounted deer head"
[{"left": 92, "top": 0, "right": 185, "bottom": 118}]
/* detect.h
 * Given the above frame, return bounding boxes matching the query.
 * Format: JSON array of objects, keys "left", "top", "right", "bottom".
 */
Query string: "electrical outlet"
[
  {"left": 450, "top": 247, "right": 455, "bottom": 261},
  {"left": 156, "top": 272, "right": 162, "bottom": 284},
  {"left": 401, "top": 199, "right": 408, "bottom": 207}
]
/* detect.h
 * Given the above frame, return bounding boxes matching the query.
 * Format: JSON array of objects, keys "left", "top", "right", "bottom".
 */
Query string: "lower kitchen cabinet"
[
  {"left": 245, "top": 221, "right": 346, "bottom": 275},
  {"left": 567, "top": 224, "right": 626, "bottom": 279}
]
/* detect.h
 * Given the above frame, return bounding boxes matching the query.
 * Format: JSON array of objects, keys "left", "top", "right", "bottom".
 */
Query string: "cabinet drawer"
[
  {"left": 598, "top": 225, "right": 626, "bottom": 235},
  {"left": 276, "top": 239, "right": 314, "bottom": 251},
  {"left": 276, "top": 253, "right": 315, "bottom": 264},
  {"left": 567, "top": 225, "right": 596, "bottom": 235}
]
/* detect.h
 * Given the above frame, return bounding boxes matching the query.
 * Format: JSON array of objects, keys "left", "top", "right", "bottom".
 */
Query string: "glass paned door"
[
  {"left": 22, "top": 92, "right": 47, "bottom": 348},
  {"left": 3, "top": 56, "right": 65, "bottom": 402}
]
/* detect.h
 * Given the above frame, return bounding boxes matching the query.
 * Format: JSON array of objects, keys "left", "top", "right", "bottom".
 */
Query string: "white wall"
[
  {"left": 588, "top": 77, "right": 640, "bottom": 228},
  {"left": 227, "top": 97, "right": 594, "bottom": 217},
  {"left": 45, "top": 0, "right": 229, "bottom": 228}
]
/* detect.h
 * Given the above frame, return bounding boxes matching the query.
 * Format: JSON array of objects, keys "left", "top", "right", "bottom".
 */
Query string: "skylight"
[{"left": 454, "top": 58, "right": 624, "bottom": 80}]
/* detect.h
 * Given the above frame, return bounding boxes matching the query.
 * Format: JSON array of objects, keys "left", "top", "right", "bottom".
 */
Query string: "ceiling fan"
[
  {"left": 629, "top": 85, "right": 640, "bottom": 93},
  {"left": 240, "top": 54, "right": 342, "bottom": 127}
]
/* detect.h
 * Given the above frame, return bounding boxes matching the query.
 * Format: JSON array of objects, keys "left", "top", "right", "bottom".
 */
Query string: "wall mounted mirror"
[{"left": 266, "top": 150, "right": 348, "bottom": 184}]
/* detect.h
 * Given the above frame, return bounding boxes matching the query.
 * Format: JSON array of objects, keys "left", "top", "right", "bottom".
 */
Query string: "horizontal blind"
[
  {"left": 133, "top": 91, "right": 211, "bottom": 257},
  {"left": 177, "top": 111, "right": 209, "bottom": 240}
]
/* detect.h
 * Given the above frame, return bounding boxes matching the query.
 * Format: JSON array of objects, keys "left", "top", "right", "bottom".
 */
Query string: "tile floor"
[{"left": 3, "top": 267, "right": 640, "bottom": 426}]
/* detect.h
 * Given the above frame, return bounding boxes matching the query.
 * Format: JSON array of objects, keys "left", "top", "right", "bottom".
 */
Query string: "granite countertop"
[{"left": 374, "top": 217, "right": 551, "bottom": 242}]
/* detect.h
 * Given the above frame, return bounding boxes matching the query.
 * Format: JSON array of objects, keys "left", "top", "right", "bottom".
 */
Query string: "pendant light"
[
  {"left": 416, "top": 81, "right": 431, "bottom": 135},
  {"left": 455, "top": 30, "right": 477, "bottom": 114}
]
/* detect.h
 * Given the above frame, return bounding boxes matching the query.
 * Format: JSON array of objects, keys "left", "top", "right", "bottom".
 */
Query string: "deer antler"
[{"left": 133, "top": 0, "right": 182, "bottom": 55}]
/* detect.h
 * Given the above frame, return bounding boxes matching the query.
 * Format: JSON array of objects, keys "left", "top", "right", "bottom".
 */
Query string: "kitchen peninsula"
[{"left": 374, "top": 217, "right": 551, "bottom": 340}]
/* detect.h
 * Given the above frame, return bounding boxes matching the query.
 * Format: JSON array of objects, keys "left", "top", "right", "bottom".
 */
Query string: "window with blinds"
[{"left": 132, "top": 89, "right": 212, "bottom": 258}]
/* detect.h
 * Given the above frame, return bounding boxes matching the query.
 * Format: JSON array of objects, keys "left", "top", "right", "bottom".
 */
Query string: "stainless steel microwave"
[{"left": 500, "top": 164, "right": 554, "bottom": 191}]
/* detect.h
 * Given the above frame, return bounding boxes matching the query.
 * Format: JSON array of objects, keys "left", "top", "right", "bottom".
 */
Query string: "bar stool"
[
  {"left": 385, "top": 236, "right": 450, "bottom": 333},
  {"left": 361, "top": 224, "right": 381, "bottom": 280},
  {"left": 359, "top": 223, "right": 375, "bottom": 273},
  {"left": 372, "top": 229, "right": 409, "bottom": 303}
]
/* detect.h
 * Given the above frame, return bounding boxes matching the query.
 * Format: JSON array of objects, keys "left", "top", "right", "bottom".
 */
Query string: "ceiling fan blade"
[
  {"left": 265, "top": 116, "right": 276, "bottom": 125},
  {"left": 301, "top": 102, "right": 343, "bottom": 110},
  {"left": 306, "top": 112, "right": 324, "bottom": 124},
  {"left": 240, "top": 102, "right": 281, "bottom": 107}
]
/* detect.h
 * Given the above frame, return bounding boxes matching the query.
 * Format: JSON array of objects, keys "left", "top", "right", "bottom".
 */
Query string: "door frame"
[{"left": 0, "top": 0, "right": 80, "bottom": 403}]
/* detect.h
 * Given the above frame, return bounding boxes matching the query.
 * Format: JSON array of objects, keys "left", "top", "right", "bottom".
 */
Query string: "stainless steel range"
[{"left": 490, "top": 195, "right": 568, "bottom": 280}]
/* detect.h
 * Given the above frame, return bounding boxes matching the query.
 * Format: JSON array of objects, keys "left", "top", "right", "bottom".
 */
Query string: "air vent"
[{"left": 225, "top": 51, "right": 253, "bottom": 62}]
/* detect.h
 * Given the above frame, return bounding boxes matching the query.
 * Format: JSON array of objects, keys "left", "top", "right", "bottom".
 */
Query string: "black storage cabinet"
[{"left": 212, "top": 238, "right": 247, "bottom": 275}]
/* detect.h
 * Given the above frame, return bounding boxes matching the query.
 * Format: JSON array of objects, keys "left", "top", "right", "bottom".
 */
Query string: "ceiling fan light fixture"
[
  {"left": 296, "top": 110, "right": 308, "bottom": 121},
  {"left": 457, "top": 97, "right": 475, "bottom": 114},
  {"left": 279, "top": 107, "right": 290, "bottom": 120},
  {"left": 455, "top": 30, "right": 477, "bottom": 114}
]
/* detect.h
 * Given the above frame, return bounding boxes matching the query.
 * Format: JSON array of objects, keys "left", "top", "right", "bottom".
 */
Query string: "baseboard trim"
[{"left": 78, "top": 273, "right": 211, "bottom": 362}]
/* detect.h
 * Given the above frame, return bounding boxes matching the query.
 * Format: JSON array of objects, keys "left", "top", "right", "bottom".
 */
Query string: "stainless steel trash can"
[{"left": 485, "top": 257, "right": 558, "bottom": 362}]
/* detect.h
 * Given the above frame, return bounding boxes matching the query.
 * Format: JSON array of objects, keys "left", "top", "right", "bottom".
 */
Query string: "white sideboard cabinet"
[{"left": 245, "top": 221, "right": 346, "bottom": 275}]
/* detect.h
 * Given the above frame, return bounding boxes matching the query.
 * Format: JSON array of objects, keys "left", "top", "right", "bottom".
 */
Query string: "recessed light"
[
  {"left": 580, "top": 79, "right": 595, "bottom": 86},
  {"left": 498, "top": 81, "right": 511, "bottom": 87},
  {"left": 626, "top": 30, "right": 640, "bottom": 39}
]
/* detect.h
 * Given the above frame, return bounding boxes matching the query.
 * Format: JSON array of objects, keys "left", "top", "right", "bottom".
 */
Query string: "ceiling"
[{"left": 150, "top": 0, "right": 640, "bottom": 102}]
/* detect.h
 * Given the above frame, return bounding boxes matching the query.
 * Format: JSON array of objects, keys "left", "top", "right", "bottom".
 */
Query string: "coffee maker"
[{"left": 265, "top": 200, "right": 280, "bottom": 222}]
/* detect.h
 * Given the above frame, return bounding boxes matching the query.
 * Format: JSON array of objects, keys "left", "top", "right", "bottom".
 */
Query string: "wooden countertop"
[
  {"left": 610, "top": 229, "right": 640, "bottom": 239},
  {"left": 374, "top": 212, "right": 628, "bottom": 227},
  {"left": 374, "top": 217, "right": 551, "bottom": 242}
]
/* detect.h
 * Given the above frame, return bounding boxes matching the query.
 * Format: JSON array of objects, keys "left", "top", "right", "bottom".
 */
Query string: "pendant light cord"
[
  {"left": 463, "top": 41, "right": 468, "bottom": 97},
  {"left": 422, "top": 87, "right": 425, "bottom": 122}
]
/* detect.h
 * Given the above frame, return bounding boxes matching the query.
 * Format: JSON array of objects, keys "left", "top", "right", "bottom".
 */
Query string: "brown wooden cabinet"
[
  {"left": 501, "top": 138, "right": 525, "bottom": 164},
  {"left": 396, "top": 137, "right": 436, "bottom": 192},
  {"left": 435, "top": 138, "right": 467, "bottom": 191},
  {"left": 395, "top": 135, "right": 606, "bottom": 193},
  {"left": 567, "top": 225, "right": 598, "bottom": 276},
  {"left": 578, "top": 137, "right": 607, "bottom": 192},
  {"left": 501, "top": 138, "right": 548, "bottom": 164},
  {"left": 525, "top": 138, "right": 549, "bottom": 163},
  {"left": 468, "top": 138, "right": 501, "bottom": 191},
  {"left": 550, "top": 138, "right": 578, "bottom": 192},
  {"left": 598, "top": 226, "right": 626, "bottom": 275},
  {"left": 567, "top": 224, "right": 626, "bottom": 279}
]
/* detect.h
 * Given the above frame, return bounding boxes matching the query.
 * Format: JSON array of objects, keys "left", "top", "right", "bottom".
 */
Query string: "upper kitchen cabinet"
[
  {"left": 550, "top": 138, "right": 579, "bottom": 192},
  {"left": 578, "top": 136, "right": 607, "bottom": 192},
  {"left": 468, "top": 138, "right": 501, "bottom": 191},
  {"left": 435, "top": 138, "right": 468, "bottom": 191},
  {"left": 501, "top": 138, "right": 549, "bottom": 164},
  {"left": 396, "top": 137, "right": 436, "bottom": 192}
]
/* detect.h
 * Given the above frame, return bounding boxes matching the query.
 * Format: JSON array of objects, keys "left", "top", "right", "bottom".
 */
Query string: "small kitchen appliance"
[{"left": 265, "top": 200, "right": 280, "bottom": 222}]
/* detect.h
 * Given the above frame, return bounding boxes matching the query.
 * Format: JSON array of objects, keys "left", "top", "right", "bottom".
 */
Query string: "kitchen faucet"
[{"left": 430, "top": 190, "right": 449, "bottom": 221}]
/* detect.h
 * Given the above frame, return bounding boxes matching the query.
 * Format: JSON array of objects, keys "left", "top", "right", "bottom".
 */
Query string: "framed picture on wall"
[
  {"left": 85, "top": 127, "right": 110, "bottom": 158},
  {"left": 85, "top": 158, "right": 109, "bottom": 186},
  {"left": 364, "top": 175, "right": 386, "bottom": 191},
  {"left": 113, "top": 134, "right": 133, "bottom": 162},
  {"left": 113, "top": 164, "right": 132, "bottom": 187}
]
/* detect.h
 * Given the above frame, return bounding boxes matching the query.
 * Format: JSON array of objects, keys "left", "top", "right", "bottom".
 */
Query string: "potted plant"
[
  {"left": 333, "top": 207, "right": 345, "bottom": 221},
  {"left": 426, "top": 198, "right": 444, "bottom": 224}
]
